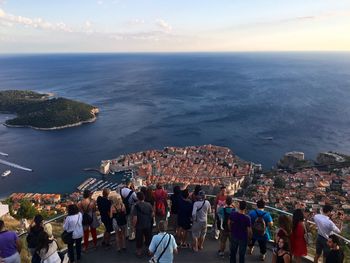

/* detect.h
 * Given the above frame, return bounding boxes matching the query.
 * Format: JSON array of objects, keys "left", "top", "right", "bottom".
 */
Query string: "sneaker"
[
  {"left": 129, "top": 232, "right": 135, "bottom": 241},
  {"left": 218, "top": 251, "right": 225, "bottom": 258},
  {"left": 248, "top": 247, "right": 254, "bottom": 255},
  {"left": 260, "top": 254, "right": 265, "bottom": 261}
]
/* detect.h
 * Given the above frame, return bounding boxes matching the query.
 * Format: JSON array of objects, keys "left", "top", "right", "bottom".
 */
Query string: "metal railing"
[{"left": 14, "top": 193, "right": 350, "bottom": 263}]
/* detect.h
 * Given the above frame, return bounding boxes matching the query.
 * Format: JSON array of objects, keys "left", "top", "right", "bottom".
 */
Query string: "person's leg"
[
  {"left": 198, "top": 222, "right": 207, "bottom": 250},
  {"left": 295, "top": 256, "right": 302, "bottom": 263},
  {"left": 90, "top": 227, "right": 97, "bottom": 247},
  {"left": 83, "top": 228, "right": 89, "bottom": 250},
  {"left": 116, "top": 230, "right": 122, "bottom": 251},
  {"left": 144, "top": 227, "right": 152, "bottom": 247},
  {"left": 76, "top": 238, "right": 82, "bottom": 261},
  {"left": 257, "top": 239, "right": 267, "bottom": 260},
  {"left": 67, "top": 241, "right": 75, "bottom": 262},
  {"left": 248, "top": 238, "right": 256, "bottom": 254},
  {"left": 314, "top": 235, "right": 323, "bottom": 263},
  {"left": 135, "top": 228, "right": 143, "bottom": 256},
  {"left": 230, "top": 238, "right": 239, "bottom": 263},
  {"left": 122, "top": 226, "right": 126, "bottom": 249},
  {"left": 238, "top": 239, "right": 248, "bottom": 263}
]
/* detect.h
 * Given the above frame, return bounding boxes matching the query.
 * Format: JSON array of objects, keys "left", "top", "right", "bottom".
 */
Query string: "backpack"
[
  {"left": 155, "top": 190, "right": 167, "bottom": 217},
  {"left": 252, "top": 210, "right": 266, "bottom": 237},
  {"left": 121, "top": 189, "right": 134, "bottom": 215},
  {"left": 26, "top": 227, "right": 42, "bottom": 249},
  {"left": 82, "top": 201, "right": 93, "bottom": 226}
]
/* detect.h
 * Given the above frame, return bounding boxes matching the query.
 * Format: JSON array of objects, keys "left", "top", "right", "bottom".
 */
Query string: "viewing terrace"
[{"left": 12, "top": 195, "right": 349, "bottom": 263}]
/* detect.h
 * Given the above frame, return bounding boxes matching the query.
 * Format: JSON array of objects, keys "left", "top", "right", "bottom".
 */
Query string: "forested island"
[{"left": 0, "top": 90, "right": 99, "bottom": 130}]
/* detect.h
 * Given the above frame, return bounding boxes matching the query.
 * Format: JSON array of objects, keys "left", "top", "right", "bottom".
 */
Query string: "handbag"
[{"left": 61, "top": 214, "right": 80, "bottom": 244}]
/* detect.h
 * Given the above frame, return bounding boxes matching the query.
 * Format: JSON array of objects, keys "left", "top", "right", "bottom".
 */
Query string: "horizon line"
[{"left": 1, "top": 50, "right": 350, "bottom": 56}]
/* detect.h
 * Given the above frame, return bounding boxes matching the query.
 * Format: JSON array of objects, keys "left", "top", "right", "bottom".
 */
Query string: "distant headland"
[{"left": 0, "top": 90, "right": 99, "bottom": 130}]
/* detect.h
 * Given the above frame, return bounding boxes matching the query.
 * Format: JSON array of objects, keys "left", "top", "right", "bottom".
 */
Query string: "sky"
[{"left": 0, "top": 0, "right": 350, "bottom": 53}]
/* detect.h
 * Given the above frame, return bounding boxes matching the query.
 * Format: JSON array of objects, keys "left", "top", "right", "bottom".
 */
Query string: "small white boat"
[{"left": 1, "top": 170, "right": 11, "bottom": 178}]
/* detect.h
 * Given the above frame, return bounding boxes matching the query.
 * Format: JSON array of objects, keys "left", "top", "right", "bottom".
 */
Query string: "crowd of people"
[{"left": 0, "top": 182, "right": 347, "bottom": 263}]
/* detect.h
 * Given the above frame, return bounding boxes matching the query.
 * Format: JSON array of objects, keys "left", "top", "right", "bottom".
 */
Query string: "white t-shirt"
[
  {"left": 120, "top": 187, "right": 138, "bottom": 205},
  {"left": 192, "top": 200, "right": 211, "bottom": 222},
  {"left": 63, "top": 213, "right": 83, "bottom": 239}
]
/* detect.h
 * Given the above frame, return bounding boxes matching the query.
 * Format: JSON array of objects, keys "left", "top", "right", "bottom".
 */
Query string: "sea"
[{"left": 0, "top": 52, "right": 350, "bottom": 197}]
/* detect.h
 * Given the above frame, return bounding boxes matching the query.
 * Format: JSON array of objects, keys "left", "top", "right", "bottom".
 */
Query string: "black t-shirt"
[
  {"left": 326, "top": 249, "right": 344, "bottom": 263},
  {"left": 97, "top": 196, "right": 111, "bottom": 220},
  {"left": 132, "top": 201, "right": 153, "bottom": 229}
]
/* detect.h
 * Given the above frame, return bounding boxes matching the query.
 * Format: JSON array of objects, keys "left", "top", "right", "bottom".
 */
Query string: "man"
[
  {"left": 314, "top": 205, "right": 341, "bottom": 263},
  {"left": 132, "top": 191, "right": 154, "bottom": 257},
  {"left": 120, "top": 181, "right": 138, "bottom": 240},
  {"left": 149, "top": 220, "right": 178, "bottom": 263},
  {"left": 326, "top": 234, "right": 344, "bottom": 263},
  {"left": 229, "top": 200, "right": 252, "bottom": 263},
  {"left": 217, "top": 195, "right": 235, "bottom": 258},
  {"left": 97, "top": 188, "right": 113, "bottom": 247},
  {"left": 191, "top": 190, "right": 211, "bottom": 252},
  {"left": 0, "top": 219, "right": 22, "bottom": 263},
  {"left": 248, "top": 199, "right": 273, "bottom": 261}
]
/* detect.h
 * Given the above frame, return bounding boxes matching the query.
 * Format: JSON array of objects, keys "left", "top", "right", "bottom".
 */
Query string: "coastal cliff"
[{"left": 0, "top": 90, "right": 99, "bottom": 130}]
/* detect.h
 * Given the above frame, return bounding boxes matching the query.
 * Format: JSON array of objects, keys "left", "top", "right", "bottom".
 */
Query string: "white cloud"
[
  {"left": 0, "top": 8, "right": 73, "bottom": 32},
  {"left": 127, "top": 18, "right": 145, "bottom": 26},
  {"left": 97, "top": 0, "right": 103, "bottom": 5},
  {"left": 155, "top": 18, "right": 172, "bottom": 32}
]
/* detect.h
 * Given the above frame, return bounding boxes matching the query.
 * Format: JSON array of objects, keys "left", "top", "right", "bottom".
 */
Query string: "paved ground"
[{"left": 84, "top": 237, "right": 274, "bottom": 263}]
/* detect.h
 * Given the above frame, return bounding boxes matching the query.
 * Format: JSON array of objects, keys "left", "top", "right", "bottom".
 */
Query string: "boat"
[{"left": 1, "top": 170, "right": 11, "bottom": 178}]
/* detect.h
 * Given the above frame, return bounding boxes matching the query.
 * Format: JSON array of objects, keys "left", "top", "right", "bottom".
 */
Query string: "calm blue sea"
[{"left": 0, "top": 52, "right": 350, "bottom": 196}]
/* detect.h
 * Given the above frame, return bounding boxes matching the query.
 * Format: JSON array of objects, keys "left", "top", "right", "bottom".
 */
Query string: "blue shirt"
[
  {"left": 248, "top": 209, "right": 273, "bottom": 240},
  {"left": 218, "top": 206, "right": 235, "bottom": 221},
  {"left": 149, "top": 233, "right": 177, "bottom": 263}
]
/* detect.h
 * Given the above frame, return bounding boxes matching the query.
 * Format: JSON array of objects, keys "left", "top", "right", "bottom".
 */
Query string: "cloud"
[
  {"left": 0, "top": 8, "right": 73, "bottom": 32},
  {"left": 155, "top": 18, "right": 172, "bottom": 32},
  {"left": 97, "top": 0, "right": 103, "bottom": 5},
  {"left": 127, "top": 18, "right": 145, "bottom": 26}
]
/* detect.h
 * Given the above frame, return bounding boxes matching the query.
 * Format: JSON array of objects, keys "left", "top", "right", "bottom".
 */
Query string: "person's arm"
[
  {"left": 16, "top": 237, "right": 22, "bottom": 253},
  {"left": 283, "top": 253, "right": 291, "bottom": 263},
  {"left": 131, "top": 205, "right": 137, "bottom": 227},
  {"left": 214, "top": 195, "right": 219, "bottom": 212},
  {"left": 148, "top": 236, "right": 156, "bottom": 256},
  {"left": 272, "top": 252, "right": 277, "bottom": 263},
  {"left": 331, "top": 221, "right": 341, "bottom": 234},
  {"left": 109, "top": 206, "right": 114, "bottom": 219},
  {"left": 247, "top": 226, "right": 253, "bottom": 241},
  {"left": 192, "top": 203, "right": 197, "bottom": 220},
  {"left": 266, "top": 213, "right": 273, "bottom": 228}
]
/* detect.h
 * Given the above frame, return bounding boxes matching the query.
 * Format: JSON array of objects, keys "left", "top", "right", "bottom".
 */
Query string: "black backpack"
[
  {"left": 26, "top": 227, "right": 42, "bottom": 249},
  {"left": 82, "top": 201, "right": 93, "bottom": 226},
  {"left": 121, "top": 189, "right": 134, "bottom": 215}
]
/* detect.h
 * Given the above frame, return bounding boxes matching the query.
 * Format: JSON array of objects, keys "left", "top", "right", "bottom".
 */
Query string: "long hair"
[
  {"left": 292, "top": 209, "right": 304, "bottom": 230},
  {"left": 36, "top": 231, "right": 51, "bottom": 253},
  {"left": 278, "top": 214, "right": 292, "bottom": 235}
]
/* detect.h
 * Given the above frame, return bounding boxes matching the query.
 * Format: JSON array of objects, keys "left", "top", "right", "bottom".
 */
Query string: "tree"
[
  {"left": 16, "top": 200, "right": 38, "bottom": 219},
  {"left": 274, "top": 176, "right": 286, "bottom": 189}
]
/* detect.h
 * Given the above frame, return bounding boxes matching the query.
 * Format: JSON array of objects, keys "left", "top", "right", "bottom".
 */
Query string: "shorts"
[
  {"left": 316, "top": 235, "right": 330, "bottom": 257},
  {"left": 102, "top": 218, "right": 113, "bottom": 233},
  {"left": 191, "top": 221, "right": 207, "bottom": 239},
  {"left": 135, "top": 228, "right": 152, "bottom": 249},
  {"left": 220, "top": 230, "right": 231, "bottom": 243}
]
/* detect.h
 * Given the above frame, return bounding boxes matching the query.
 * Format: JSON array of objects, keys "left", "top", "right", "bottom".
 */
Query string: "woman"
[
  {"left": 0, "top": 219, "right": 22, "bottom": 263},
  {"left": 63, "top": 204, "right": 83, "bottom": 263},
  {"left": 36, "top": 232, "right": 60, "bottom": 263},
  {"left": 272, "top": 237, "right": 291, "bottom": 263},
  {"left": 110, "top": 195, "right": 127, "bottom": 252},
  {"left": 27, "top": 214, "right": 44, "bottom": 262},
  {"left": 290, "top": 209, "right": 307, "bottom": 263},
  {"left": 275, "top": 215, "right": 292, "bottom": 245},
  {"left": 78, "top": 190, "right": 99, "bottom": 251}
]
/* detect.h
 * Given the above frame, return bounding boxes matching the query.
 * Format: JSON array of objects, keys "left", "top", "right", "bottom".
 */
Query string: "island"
[{"left": 0, "top": 90, "right": 99, "bottom": 130}]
